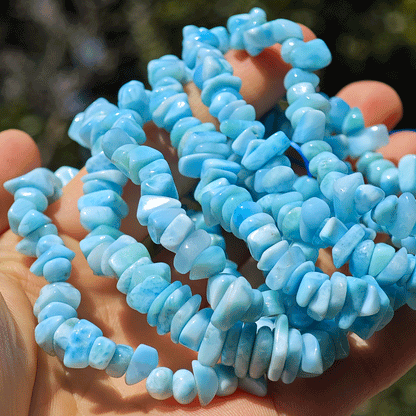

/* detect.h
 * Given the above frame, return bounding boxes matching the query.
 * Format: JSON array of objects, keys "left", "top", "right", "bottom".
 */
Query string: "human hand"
[{"left": 0, "top": 23, "right": 414, "bottom": 416}]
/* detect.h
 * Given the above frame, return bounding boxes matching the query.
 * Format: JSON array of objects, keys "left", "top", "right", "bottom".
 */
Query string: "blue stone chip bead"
[
  {"left": 147, "top": 207, "right": 186, "bottom": 244},
  {"left": 332, "top": 224, "right": 366, "bottom": 269},
  {"left": 105, "top": 344, "right": 134, "bottom": 378},
  {"left": 43, "top": 257, "right": 72, "bottom": 283},
  {"left": 127, "top": 261, "right": 170, "bottom": 293},
  {"left": 118, "top": 80, "right": 151, "bottom": 123},
  {"left": 281, "top": 328, "right": 303, "bottom": 384},
  {"left": 300, "top": 332, "right": 323, "bottom": 375},
  {"left": 257, "top": 240, "right": 289, "bottom": 272},
  {"left": 266, "top": 246, "right": 306, "bottom": 291},
  {"left": 348, "top": 125, "right": 390, "bottom": 158},
  {"left": 156, "top": 283, "right": 191, "bottom": 334},
  {"left": 238, "top": 375, "right": 268, "bottom": 397},
  {"left": 210, "top": 276, "right": 254, "bottom": 331},
  {"left": 36, "top": 234, "right": 64, "bottom": 257},
  {"left": 368, "top": 243, "right": 395, "bottom": 277},
  {"left": 372, "top": 194, "right": 398, "bottom": 226},
  {"left": 247, "top": 223, "right": 282, "bottom": 261},
  {"left": 248, "top": 325, "right": 273, "bottom": 379},
  {"left": 354, "top": 184, "right": 385, "bottom": 215},
  {"left": 234, "top": 322, "right": 257, "bottom": 378},
  {"left": 35, "top": 315, "right": 66, "bottom": 356},
  {"left": 198, "top": 322, "right": 228, "bottom": 367},
  {"left": 284, "top": 68, "right": 320, "bottom": 90},
  {"left": 307, "top": 279, "right": 332, "bottom": 321},
  {"left": 127, "top": 275, "right": 170, "bottom": 314},
  {"left": 379, "top": 167, "right": 400, "bottom": 196},
  {"left": 109, "top": 242, "right": 151, "bottom": 278},
  {"left": 376, "top": 247, "right": 409, "bottom": 286},
  {"left": 80, "top": 206, "right": 121, "bottom": 231},
  {"left": 296, "top": 271, "right": 329, "bottom": 308},
  {"left": 200, "top": 74, "right": 242, "bottom": 106},
  {"left": 189, "top": 245, "right": 227, "bottom": 280},
  {"left": 221, "top": 321, "right": 242, "bottom": 367},
  {"left": 386, "top": 192, "right": 416, "bottom": 239},
  {"left": 342, "top": 107, "right": 365, "bottom": 136},
  {"left": 14, "top": 187, "right": 49, "bottom": 212},
  {"left": 136, "top": 195, "right": 181, "bottom": 226},
  {"left": 213, "top": 364, "right": 238, "bottom": 397},
  {"left": 172, "top": 369, "right": 197, "bottom": 404},
  {"left": 268, "top": 314, "right": 289, "bottom": 381},
  {"left": 88, "top": 336, "right": 117, "bottom": 370},
  {"left": 239, "top": 212, "right": 274, "bottom": 241},
  {"left": 300, "top": 197, "right": 330, "bottom": 244},
  {"left": 349, "top": 239, "right": 375, "bottom": 277},
  {"left": 146, "top": 367, "right": 174, "bottom": 400},
  {"left": 292, "top": 110, "right": 326, "bottom": 144},
  {"left": 63, "top": 319, "right": 103, "bottom": 368},
  {"left": 179, "top": 308, "right": 213, "bottom": 351},
  {"left": 206, "top": 273, "right": 236, "bottom": 309},
  {"left": 192, "top": 360, "right": 219, "bottom": 407},
  {"left": 7, "top": 199, "right": 37, "bottom": 234},
  {"left": 170, "top": 294, "right": 202, "bottom": 344},
  {"left": 53, "top": 317, "right": 80, "bottom": 360},
  {"left": 398, "top": 154, "right": 416, "bottom": 194},
  {"left": 30, "top": 245, "right": 76, "bottom": 276},
  {"left": 174, "top": 229, "right": 212, "bottom": 274},
  {"left": 327, "top": 96, "right": 350, "bottom": 133},
  {"left": 15, "top": 223, "right": 58, "bottom": 257},
  {"left": 284, "top": 38, "right": 332, "bottom": 71},
  {"left": 125, "top": 344, "right": 159, "bottom": 385},
  {"left": 99, "top": 234, "right": 136, "bottom": 277},
  {"left": 34, "top": 282, "right": 81, "bottom": 318},
  {"left": 147, "top": 280, "right": 182, "bottom": 326},
  {"left": 17, "top": 210, "right": 52, "bottom": 237}
]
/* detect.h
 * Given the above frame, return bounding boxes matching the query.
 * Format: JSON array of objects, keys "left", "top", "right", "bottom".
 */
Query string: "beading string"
[{"left": 4, "top": 7, "right": 416, "bottom": 406}]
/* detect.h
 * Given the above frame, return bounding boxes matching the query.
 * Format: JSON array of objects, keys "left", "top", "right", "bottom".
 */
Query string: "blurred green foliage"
[{"left": 1, "top": 1, "right": 416, "bottom": 413}]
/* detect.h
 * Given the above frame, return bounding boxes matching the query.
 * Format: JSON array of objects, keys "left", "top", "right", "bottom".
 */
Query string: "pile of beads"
[{"left": 5, "top": 7, "right": 416, "bottom": 407}]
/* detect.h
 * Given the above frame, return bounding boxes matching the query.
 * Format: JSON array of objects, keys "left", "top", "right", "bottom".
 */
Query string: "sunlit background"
[{"left": 1, "top": 0, "right": 416, "bottom": 413}]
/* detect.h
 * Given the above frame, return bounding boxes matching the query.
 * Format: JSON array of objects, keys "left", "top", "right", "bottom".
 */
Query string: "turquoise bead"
[
  {"left": 35, "top": 315, "right": 66, "bottom": 356},
  {"left": 63, "top": 319, "right": 103, "bottom": 368},
  {"left": 354, "top": 184, "right": 385, "bottom": 215},
  {"left": 368, "top": 243, "right": 395, "bottom": 277},
  {"left": 170, "top": 294, "right": 202, "bottom": 344},
  {"left": 128, "top": 145, "right": 164, "bottom": 184},
  {"left": 141, "top": 173, "right": 178, "bottom": 199},
  {"left": 125, "top": 344, "right": 159, "bottom": 385},
  {"left": 105, "top": 344, "right": 134, "bottom": 378},
  {"left": 7, "top": 199, "right": 38, "bottom": 235},
  {"left": 43, "top": 257, "right": 72, "bottom": 283},
  {"left": 287, "top": 38, "right": 331, "bottom": 70},
  {"left": 201, "top": 73, "right": 242, "bottom": 106},
  {"left": 268, "top": 314, "right": 289, "bottom": 381},
  {"left": 220, "top": 119, "right": 265, "bottom": 140},
  {"left": 88, "top": 336, "right": 116, "bottom": 370},
  {"left": 238, "top": 375, "right": 268, "bottom": 397},
  {"left": 211, "top": 276, "right": 253, "bottom": 331},
  {"left": 300, "top": 140, "right": 332, "bottom": 161},
  {"left": 107, "top": 242, "right": 150, "bottom": 277},
  {"left": 285, "top": 93, "right": 330, "bottom": 121},
  {"left": 157, "top": 285, "right": 192, "bottom": 335},
  {"left": 356, "top": 151, "right": 384, "bottom": 176},
  {"left": 376, "top": 247, "right": 409, "bottom": 286},
  {"left": 147, "top": 281, "right": 182, "bottom": 327},
  {"left": 179, "top": 308, "right": 213, "bottom": 351},
  {"left": 138, "top": 159, "right": 171, "bottom": 184},
  {"left": 342, "top": 107, "right": 365, "bottom": 136},
  {"left": 234, "top": 322, "right": 257, "bottom": 378},
  {"left": 372, "top": 194, "right": 398, "bottom": 226},
  {"left": 241, "top": 289, "right": 264, "bottom": 322},
  {"left": 127, "top": 262, "right": 170, "bottom": 293},
  {"left": 82, "top": 170, "right": 128, "bottom": 188},
  {"left": 101, "top": 128, "right": 136, "bottom": 160},
  {"left": 192, "top": 360, "right": 218, "bottom": 406},
  {"left": 283, "top": 260, "right": 315, "bottom": 296},
  {"left": 198, "top": 322, "right": 228, "bottom": 367},
  {"left": 220, "top": 188, "right": 252, "bottom": 231},
  {"left": 287, "top": 82, "right": 316, "bottom": 105},
  {"left": 118, "top": 80, "right": 151, "bottom": 123},
  {"left": 260, "top": 166, "right": 296, "bottom": 193},
  {"left": 146, "top": 367, "right": 174, "bottom": 400},
  {"left": 359, "top": 283, "right": 381, "bottom": 316},
  {"left": 309, "top": 330, "right": 335, "bottom": 372},
  {"left": 127, "top": 275, "right": 170, "bottom": 314},
  {"left": 367, "top": 158, "right": 396, "bottom": 187},
  {"left": 172, "top": 369, "right": 197, "bottom": 404},
  {"left": 53, "top": 317, "right": 79, "bottom": 360}
]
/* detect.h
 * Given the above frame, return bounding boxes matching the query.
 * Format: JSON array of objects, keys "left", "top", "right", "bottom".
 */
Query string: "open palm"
[{"left": 1, "top": 24, "right": 416, "bottom": 416}]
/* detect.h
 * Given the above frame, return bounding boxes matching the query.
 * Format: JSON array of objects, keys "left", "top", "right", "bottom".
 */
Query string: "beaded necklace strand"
[{"left": 5, "top": 7, "right": 416, "bottom": 407}]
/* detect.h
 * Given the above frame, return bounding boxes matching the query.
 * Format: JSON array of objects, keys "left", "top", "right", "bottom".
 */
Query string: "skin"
[{"left": 0, "top": 24, "right": 414, "bottom": 416}]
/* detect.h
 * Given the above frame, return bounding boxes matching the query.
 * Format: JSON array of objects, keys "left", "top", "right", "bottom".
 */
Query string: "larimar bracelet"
[{"left": 5, "top": 7, "right": 416, "bottom": 407}]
